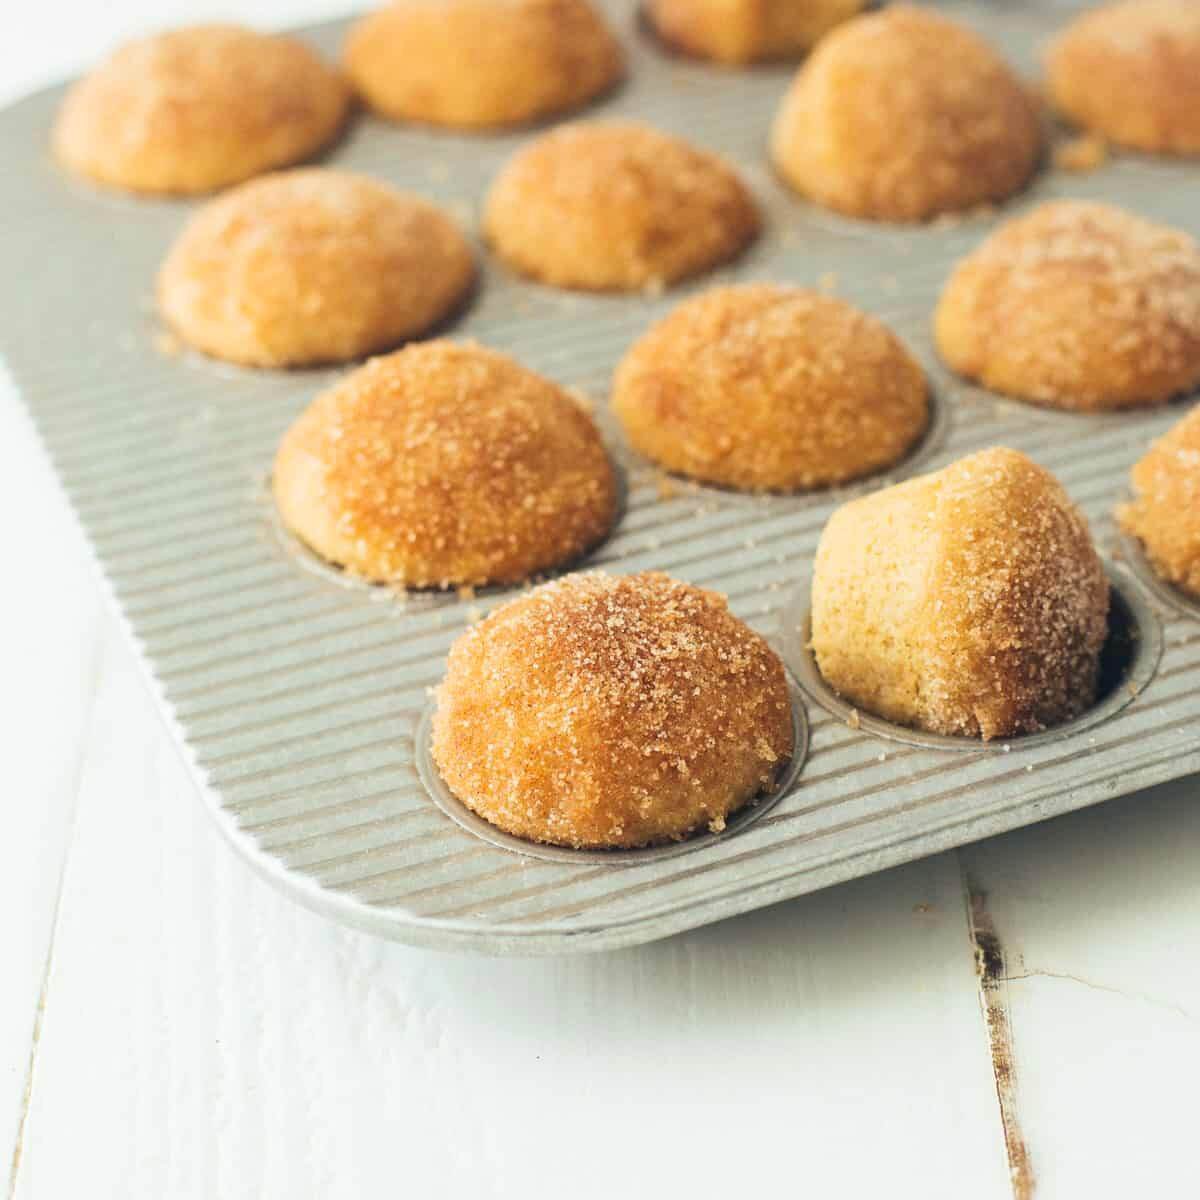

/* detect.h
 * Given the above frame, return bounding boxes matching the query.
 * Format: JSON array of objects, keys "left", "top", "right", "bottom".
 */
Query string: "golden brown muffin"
[
  {"left": 483, "top": 121, "right": 759, "bottom": 291},
  {"left": 935, "top": 201, "right": 1200, "bottom": 412},
  {"left": 612, "top": 284, "right": 928, "bottom": 492},
  {"left": 53, "top": 25, "right": 350, "bottom": 196},
  {"left": 343, "top": 0, "right": 623, "bottom": 130},
  {"left": 769, "top": 5, "right": 1041, "bottom": 222},
  {"left": 273, "top": 341, "right": 616, "bottom": 588},
  {"left": 1047, "top": 0, "right": 1200, "bottom": 158},
  {"left": 812, "top": 447, "right": 1109, "bottom": 740},
  {"left": 1119, "top": 406, "right": 1200, "bottom": 599},
  {"left": 157, "top": 169, "right": 474, "bottom": 368},
  {"left": 648, "top": 0, "right": 866, "bottom": 65},
  {"left": 432, "top": 571, "right": 794, "bottom": 848}
]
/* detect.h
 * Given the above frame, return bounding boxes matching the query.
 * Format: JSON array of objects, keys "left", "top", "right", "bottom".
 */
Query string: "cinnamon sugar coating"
[
  {"left": 483, "top": 122, "right": 759, "bottom": 292},
  {"left": 273, "top": 341, "right": 617, "bottom": 588},
  {"left": 648, "top": 0, "right": 866, "bottom": 65},
  {"left": 769, "top": 5, "right": 1041, "bottom": 222},
  {"left": 935, "top": 201, "right": 1200, "bottom": 411},
  {"left": 157, "top": 169, "right": 474, "bottom": 368},
  {"left": 344, "top": 0, "right": 623, "bottom": 130},
  {"left": 1047, "top": 0, "right": 1200, "bottom": 157},
  {"left": 612, "top": 284, "right": 928, "bottom": 492},
  {"left": 53, "top": 25, "right": 350, "bottom": 195},
  {"left": 1119, "top": 406, "right": 1200, "bottom": 599},
  {"left": 812, "top": 448, "right": 1109, "bottom": 740},
  {"left": 432, "top": 571, "right": 794, "bottom": 848}
]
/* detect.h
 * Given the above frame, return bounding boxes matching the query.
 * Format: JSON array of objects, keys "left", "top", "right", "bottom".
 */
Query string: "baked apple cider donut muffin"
[
  {"left": 344, "top": 0, "right": 623, "bottom": 130},
  {"left": 812, "top": 448, "right": 1109, "bottom": 741},
  {"left": 157, "top": 169, "right": 475, "bottom": 368},
  {"left": 1047, "top": 0, "right": 1200, "bottom": 158},
  {"left": 432, "top": 571, "right": 794, "bottom": 849},
  {"left": 53, "top": 25, "right": 350, "bottom": 195},
  {"left": 1119, "top": 405, "right": 1200, "bottom": 600},
  {"left": 935, "top": 201, "right": 1200, "bottom": 412},
  {"left": 613, "top": 284, "right": 928, "bottom": 492},
  {"left": 647, "top": 0, "right": 866, "bottom": 65},
  {"left": 769, "top": 5, "right": 1041, "bottom": 222},
  {"left": 273, "top": 341, "right": 617, "bottom": 588},
  {"left": 483, "top": 121, "right": 759, "bottom": 291}
]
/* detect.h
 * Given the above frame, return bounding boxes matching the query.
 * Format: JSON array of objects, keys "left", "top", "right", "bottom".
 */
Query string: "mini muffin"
[
  {"left": 273, "top": 341, "right": 616, "bottom": 588},
  {"left": 343, "top": 0, "right": 623, "bottom": 130},
  {"left": 770, "top": 5, "right": 1041, "bottom": 222},
  {"left": 1119, "top": 406, "right": 1200, "bottom": 599},
  {"left": 1047, "top": 0, "right": 1200, "bottom": 158},
  {"left": 812, "top": 447, "right": 1109, "bottom": 740},
  {"left": 53, "top": 25, "right": 349, "bottom": 195},
  {"left": 483, "top": 121, "right": 759, "bottom": 291},
  {"left": 613, "top": 284, "right": 928, "bottom": 492},
  {"left": 157, "top": 169, "right": 474, "bottom": 368},
  {"left": 935, "top": 201, "right": 1200, "bottom": 412},
  {"left": 648, "top": 0, "right": 866, "bottom": 65},
  {"left": 432, "top": 571, "right": 794, "bottom": 848}
]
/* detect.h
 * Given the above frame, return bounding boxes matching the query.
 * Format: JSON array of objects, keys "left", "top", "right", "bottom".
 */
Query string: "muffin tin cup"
[
  {"left": 1118, "top": 530, "right": 1200, "bottom": 623},
  {"left": 782, "top": 564, "right": 1164, "bottom": 753},
  {"left": 415, "top": 670, "right": 810, "bottom": 865}
]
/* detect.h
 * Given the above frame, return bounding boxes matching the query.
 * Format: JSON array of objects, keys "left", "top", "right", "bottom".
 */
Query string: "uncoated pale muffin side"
[
  {"left": 770, "top": 5, "right": 1041, "bottom": 221},
  {"left": 343, "top": 0, "right": 623, "bottom": 129},
  {"left": 53, "top": 25, "right": 350, "bottom": 195},
  {"left": 935, "top": 200, "right": 1200, "bottom": 411},
  {"left": 273, "top": 341, "right": 617, "bottom": 588},
  {"left": 612, "top": 284, "right": 928, "bottom": 492},
  {"left": 1047, "top": 0, "right": 1200, "bottom": 157},
  {"left": 1119, "top": 406, "right": 1200, "bottom": 599},
  {"left": 812, "top": 447, "right": 1109, "bottom": 740},
  {"left": 483, "top": 121, "right": 760, "bottom": 291},
  {"left": 432, "top": 571, "right": 794, "bottom": 849}
]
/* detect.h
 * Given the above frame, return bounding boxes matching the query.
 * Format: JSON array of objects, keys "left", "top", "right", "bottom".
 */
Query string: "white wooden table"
[{"left": 5, "top": 7, "right": 1200, "bottom": 1196}]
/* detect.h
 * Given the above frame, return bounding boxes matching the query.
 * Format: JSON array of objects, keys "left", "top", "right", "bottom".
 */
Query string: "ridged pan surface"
[{"left": 3, "top": 0, "right": 1198, "bottom": 953}]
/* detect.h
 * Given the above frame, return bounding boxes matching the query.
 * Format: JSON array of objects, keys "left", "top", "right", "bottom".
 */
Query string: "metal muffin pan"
[{"left": 5, "top": 0, "right": 1200, "bottom": 954}]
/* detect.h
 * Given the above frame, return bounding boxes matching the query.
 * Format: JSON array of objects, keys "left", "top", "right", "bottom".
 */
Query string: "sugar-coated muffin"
[
  {"left": 770, "top": 5, "right": 1041, "bottom": 222},
  {"left": 343, "top": 0, "right": 622, "bottom": 130},
  {"left": 812, "top": 448, "right": 1109, "bottom": 740},
  {"left": 612, "top": 284, "right": 928, "bottom": 492},
  {"left": 1047, "top": 0, "right": 1200, "bottom": 158},
  {"left": 1119, "top": 406, "right": 1200, "bottom": 599},
  {"left": 483, "top": 121, "right": 759, "bottom": 291},
  {"left": 432, "top": 571, "right": 794, "bottom": 848},
  {"left": 648, "top": 0, "right": 866, "bottom": 65},
  {"left": 157, "top": 169, "right": 474, "bottom": 368},
  {"left": 273, "top": 341, "right": 617, "bottom": 588},
  {"left": 935, "top": 201, "right": 1200, "bottom": 412},
  {"left": 53, "top": 25, "right": 350, "bottom": 195}
]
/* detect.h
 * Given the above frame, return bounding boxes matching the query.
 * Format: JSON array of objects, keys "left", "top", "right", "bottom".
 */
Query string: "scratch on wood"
[{"left": 961, "top": 861, "right": 1036, "bottom": 1200}]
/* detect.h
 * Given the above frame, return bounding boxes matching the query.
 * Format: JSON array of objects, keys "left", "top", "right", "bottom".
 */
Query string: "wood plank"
[
  {"left": 960, "top": 780, "right": 1200, "bottom": 1197},
  {"left": 0, "top": 377, "right": 103, "bottom": 1176}
]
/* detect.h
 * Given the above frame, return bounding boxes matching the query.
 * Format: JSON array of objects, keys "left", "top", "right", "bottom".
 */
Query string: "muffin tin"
[{"left": 5, "top": 0, "right": 1199, "bottom": 954}]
